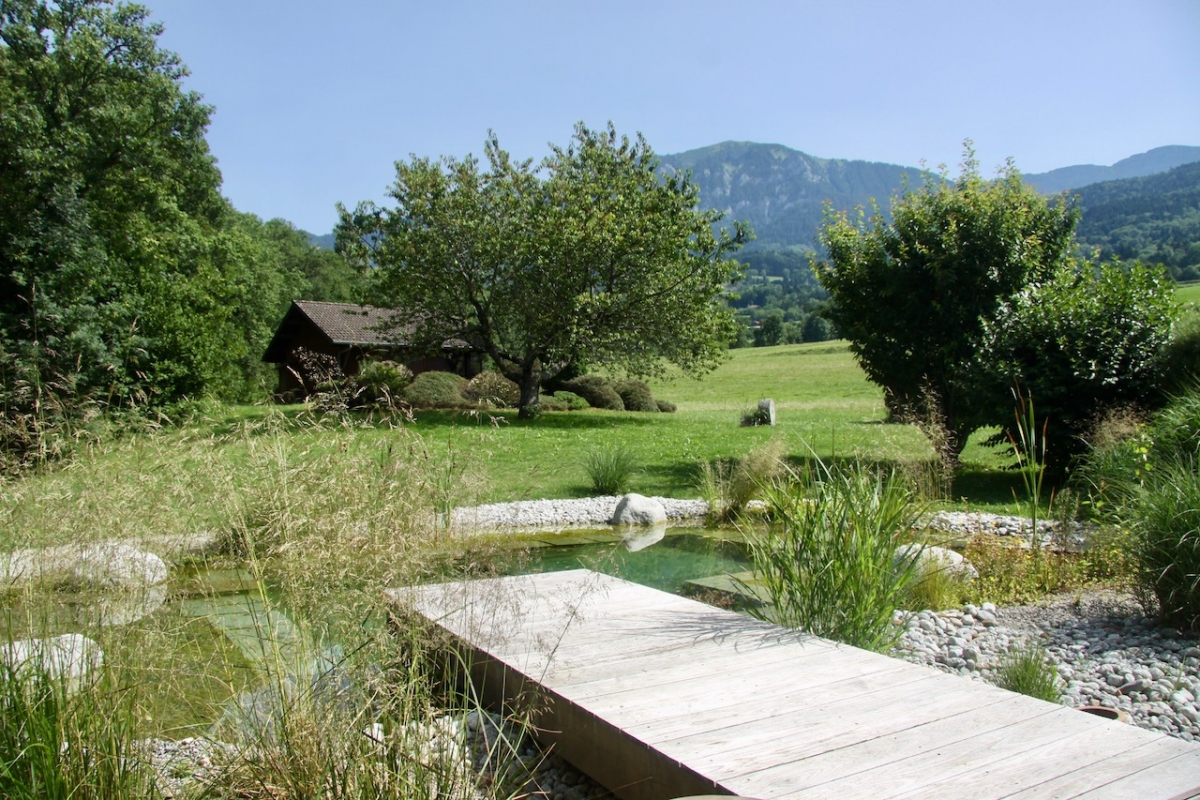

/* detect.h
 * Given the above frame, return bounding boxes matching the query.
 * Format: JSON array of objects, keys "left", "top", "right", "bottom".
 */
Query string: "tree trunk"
[{"left": 517, "top": 363, "right": 541, "bottom": 419}]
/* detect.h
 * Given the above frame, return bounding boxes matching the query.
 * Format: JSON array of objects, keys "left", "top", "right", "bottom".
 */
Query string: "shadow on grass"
[{"left": 408, "top": 409, "right": 666, "bottom": 432}]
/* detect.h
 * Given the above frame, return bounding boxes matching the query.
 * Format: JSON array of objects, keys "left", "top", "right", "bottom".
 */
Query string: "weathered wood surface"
[{"left": 389, "top": 569, "right": 1200, "bottom": 800}]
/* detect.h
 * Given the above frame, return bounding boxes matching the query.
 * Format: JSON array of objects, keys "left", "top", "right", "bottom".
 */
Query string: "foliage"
[
  {"left": 816, "top": 146, "right": 1078, "bottom": 455},
  {"left": 403, "top": 371, "right": 468, "bottom": 409},
  {"left": 753, "top": 310, "right": 785, "bottom": 347},
  {"left": 464, "top": 370, "right": 521, "bottom": 408},
  {"left": 743, "top": 460, "right": 925, "bottom": 651},
  {"left": 1079, "top": 388, "right": 1200, "bottom": 629},
  {"left": 655, "top": 399, "right": 677, "bottom": 413},
  {"left": 613, "top": 379, "right": 658, "bottom": 412},
  {"left": 583, "top": 446, "right": 639, "bottom": 495},
  {"left": 993, "top": 642, "right": 1061, "bottom": 702},
  {"left": 561, "top": 375, "right": 624, "bottom": 411},
  {"left": 0, "top": 658, "right": 155, "bottom": 799},
  {"left": 976, "top": 261, "right": 1177, "bottom": 473},
  {"left": 696, "top": 438, "right": 785, "bottom": 522},
  {"left": 338, "top": 123, "right": 749, "bottom": 418},
  {"left": 0, "top": 1, "right": 365, "bottom": 472},
  {"left": 1158, "top": 305, "right": 1200, "bottom": 396},
  {"left": 551, "top": 390, "right": 590, "bottom": 411},
  {"left": 353, "top": 359, "right": 413, "bottom": 409}
]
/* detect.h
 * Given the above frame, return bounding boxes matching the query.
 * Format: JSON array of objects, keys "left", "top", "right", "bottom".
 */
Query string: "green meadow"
[{"left": 2, "top": 341, "right": 1030, "bottom": 558}]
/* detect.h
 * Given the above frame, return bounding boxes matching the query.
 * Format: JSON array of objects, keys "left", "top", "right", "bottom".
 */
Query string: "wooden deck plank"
[
  {"left": 392, "top": 569, "right": 1200, "bottom": 800},
  {"left": 1002, "top": 739, "right": 1200, "bottom": 799}
]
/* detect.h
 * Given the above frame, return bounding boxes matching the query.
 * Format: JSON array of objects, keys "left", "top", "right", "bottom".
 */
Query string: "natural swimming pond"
[{"left": 496, "top": 527, "right": 753, "bottom": 596}]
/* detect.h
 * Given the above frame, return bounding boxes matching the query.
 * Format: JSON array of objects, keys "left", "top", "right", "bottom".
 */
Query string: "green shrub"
[
  {"left": 352, "top": 359, "right": 413, "bottom": 409},
  {"left": 655, "top": 399, "right": 676, "bottom": 413},
  {"left": 743, "top": 460, "right": 924, "bottom": 651},
  {"left": 402, "top": 371, "right": 468, "bottom": 408},
  {"left": 1158, "top": 307, "right": 1200, "bottom": 396},
  {"left": 1127, "top": 455, "right": 1200, "bottom": 631},
  {"left": 561, "top": 375, "right": 624, "bottom": 411},
  {"left": 538, "top": 394, "right": 568, "bottom": 411},
  {"left": 994, "top": 642, "right": 1061, "bottom": 702},
  {"left": 583, "top": 446, "right": 638, "bottom": 495},
  {"left": 977, "top": 261, "right": 1177, "bottom": 473},
  {"left": 464, "top": 371, "right": 521, "bottom": 408},
  {"left": 551, "top": 391, "right": 590, "bottom": 411},
  {"left": 1078, "top": 387, "right": 1200, "bottom": 629},
  {"left": 613, "top": 379, "right": 658, "bottom": 412}
]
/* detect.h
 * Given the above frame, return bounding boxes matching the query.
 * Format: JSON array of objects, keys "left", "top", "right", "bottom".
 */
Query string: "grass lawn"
[
  {"left": 2, "top": 341, "right": 1035, "bottom": 554},
  {"left": 1177, "top": 280, "right": 1200, "bottom": 307}
]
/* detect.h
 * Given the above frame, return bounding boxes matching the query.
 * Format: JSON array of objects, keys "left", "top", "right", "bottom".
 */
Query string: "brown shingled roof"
[
  {"left": 262, "top": 301, "right": 415, "bottom": 363},
  {"left": 291, "top": 300, "right": 410, "bottom": 346}
]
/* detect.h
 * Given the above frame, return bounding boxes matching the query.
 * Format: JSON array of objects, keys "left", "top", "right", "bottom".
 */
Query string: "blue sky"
[{"left": 140, "top": 0, "right": 1200, "bottom": 234}]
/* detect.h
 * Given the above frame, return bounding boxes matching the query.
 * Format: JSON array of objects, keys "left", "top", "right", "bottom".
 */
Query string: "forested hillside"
[
  {"left": 658, "top": 141, "right": 926, "bottom": 250},
  {"left": 1074, "top": 162, "right": 1200, "bottom": 280}
]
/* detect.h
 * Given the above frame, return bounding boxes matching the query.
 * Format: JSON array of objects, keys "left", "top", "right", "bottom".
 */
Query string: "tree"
[
  {"left": 815, "top": 148, "right": 1078, "bottom": 456},
  {"left": 0, "top": 0, "right": 232, "bottom": 408},
  {"left": 337, "top": 123, "right": 750, "bottom": 417},
  {"left": 754, "top": 310, "right": 784, "bottom": 347},
  {"left": 975, "top": 259, "right": 1177, "bottom": 473}
]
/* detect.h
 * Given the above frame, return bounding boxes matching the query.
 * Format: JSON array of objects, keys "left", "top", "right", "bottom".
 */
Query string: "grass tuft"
[
  {"left": 994, "top": 641, "right": 1061, "bottom": 702},
  {"left": 583, "top": 446, "right": 639, "bottom": 495}
]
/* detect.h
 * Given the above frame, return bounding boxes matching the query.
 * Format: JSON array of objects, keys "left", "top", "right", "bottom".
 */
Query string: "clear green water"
[{"left": 499, "top": 529, "right": 752, "bottom": 595}]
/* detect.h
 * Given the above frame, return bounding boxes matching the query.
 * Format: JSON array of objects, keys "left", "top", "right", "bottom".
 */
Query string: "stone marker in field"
[
  {"left": 758, "top": 398, "right": 776, "bottom": 425},
  {"left": 611, "top": 493, "right": 667, "bottom": 526}
]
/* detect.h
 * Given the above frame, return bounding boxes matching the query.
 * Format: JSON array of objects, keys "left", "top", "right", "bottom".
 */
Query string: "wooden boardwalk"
[{"left": 390, "top": 569, "right": 1200, "bottom": 800}]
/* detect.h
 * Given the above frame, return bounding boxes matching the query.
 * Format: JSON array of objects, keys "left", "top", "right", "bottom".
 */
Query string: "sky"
[{"left": 139, "top": 0, "right": 1200, "bottom": 235}]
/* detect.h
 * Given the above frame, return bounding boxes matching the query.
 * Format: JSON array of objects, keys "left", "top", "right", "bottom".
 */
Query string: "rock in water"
[
  {"left": 1, "top": 633, "right": 103, "bottom": 691},
  {"left": 610, "top": 493, "right": 667, "bottom": 525}
]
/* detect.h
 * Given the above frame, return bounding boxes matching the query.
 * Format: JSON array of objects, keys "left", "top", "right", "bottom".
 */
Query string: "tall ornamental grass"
[
  {"left": 1079, "top": 387, "right": 1200, "bottom": 631},
  {"left": 744, "top": 460, "right": 925, "bottom": 651}
]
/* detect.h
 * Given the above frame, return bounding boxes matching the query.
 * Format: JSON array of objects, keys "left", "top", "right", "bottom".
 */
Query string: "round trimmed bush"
[
  {"left": 539, "top": 394, "right": 568, "bottom": 411},
  {"left": 464, "top": 371, "right": 521, "bottom": 408},
  {"left": 552, "top": 390, "right": 590, "bottom": 411},
  {"left": 656, "top": 399, "right": 677, "bottom": 413},
  {"left": 403, "top": 371, "right": 468, "bottom": 408},
  {"left": 562, "top": 375, "right": 624, "bottom": 411},
  {"left": 614, "top": 379, "right": 658, "bottom": 412}
]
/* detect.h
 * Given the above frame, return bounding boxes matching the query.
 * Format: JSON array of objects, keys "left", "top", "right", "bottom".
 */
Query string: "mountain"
[
  {"left": 308, "top": 232, "right": 336, "bottom": 250},
  {"left": 657, "top": 141, "right": 928, "bottom": 251},
  {"left": 1074, "top": 161, "right": 1200, "bottom": 280},
  {"left": 1023, "top": 146, "right": 1200, "bottom": 195}
]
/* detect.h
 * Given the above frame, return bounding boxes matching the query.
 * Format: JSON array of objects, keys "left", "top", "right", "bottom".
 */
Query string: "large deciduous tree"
[
  {"left": 815, "top": 149, "right": 1078, "bottom": 456},
  {"left": 337, "top": 123, "right": 750, "bottom": 418},
  {"left": 0, "top": 0, "right": 232, "bottom": 407}
]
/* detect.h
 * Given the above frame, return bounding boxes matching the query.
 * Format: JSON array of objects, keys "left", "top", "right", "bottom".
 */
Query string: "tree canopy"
[
  {"left": 337, "top": 123, "right": 750, "bottom": 417},
  {"left": 817, "top": 147, "right": 1180, "bottom": 468},
  {"left": 816, "top": 149, "right": 1079, "bottom": 456},
  {"left": 0, "top": 1, "right": 364, "bottom": 471}
]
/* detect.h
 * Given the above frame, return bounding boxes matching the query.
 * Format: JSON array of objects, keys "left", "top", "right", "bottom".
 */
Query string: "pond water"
[
  {"left": 498, "top": 528, "right": 753, "bottom": 596},
  {"left": 4, "top": 526, "right": 752, "bottom": 737}
]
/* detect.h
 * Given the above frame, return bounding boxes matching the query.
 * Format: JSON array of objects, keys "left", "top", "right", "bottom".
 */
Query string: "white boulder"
[
  {"left": 894, "top": 544, "right": 979, "bottom": 581},
  {"left": 610, "top": 493, "right": 667, "bottom": 526},
  {"left": 2, "top": 633, "right": 103, "bottom": 690}
]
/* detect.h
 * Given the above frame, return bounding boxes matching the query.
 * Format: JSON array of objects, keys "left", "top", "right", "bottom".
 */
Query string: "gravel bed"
[
  {"left": 893, "top": 591, "right": 1200, "bottom": 742},
  {"left": 451, "top": 495, "right": 708, "bottom": 532}
]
